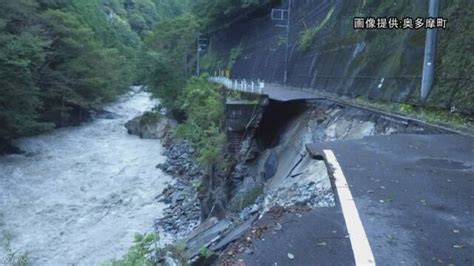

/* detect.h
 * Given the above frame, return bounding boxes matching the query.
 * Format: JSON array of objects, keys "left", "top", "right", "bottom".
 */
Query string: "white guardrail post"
[{"left": 208, "top": 76, "right": 264, "bottom": 95}]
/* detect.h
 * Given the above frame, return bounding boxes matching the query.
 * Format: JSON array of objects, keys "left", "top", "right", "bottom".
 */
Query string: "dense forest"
[{"left": 0, "top": 0, "right": 187, "bottom": 152}]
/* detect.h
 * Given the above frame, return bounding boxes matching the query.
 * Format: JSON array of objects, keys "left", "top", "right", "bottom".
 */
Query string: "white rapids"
[{"left": 0, "top": 88, "right": 173, "bottom": 265}]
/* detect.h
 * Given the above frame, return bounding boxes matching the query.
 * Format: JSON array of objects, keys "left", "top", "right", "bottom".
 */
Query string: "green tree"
[
  {"left": 0, "top": 0, "right": 53, "bottom": 144},
  {"left": 107, "top": 233, "right": 159, "bottom": 266},
  {"left": 144, "top": 14, "right": 199, "bottom": 111},
  {"left": 176, "top": 77, "right": 225, "bottom": 164},
  {"left": 191, "top": 0, "right": 280, "bottom": 29}
]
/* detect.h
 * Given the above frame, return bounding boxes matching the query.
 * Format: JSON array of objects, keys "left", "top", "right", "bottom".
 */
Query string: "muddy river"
[{"left": 0, "top": 88, "right": 172, "bottom": 265}]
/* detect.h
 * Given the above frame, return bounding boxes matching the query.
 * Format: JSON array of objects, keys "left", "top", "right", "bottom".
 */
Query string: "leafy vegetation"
[
  {"left": 175, "top": 77, "right": 226, "bottom": 165},
  {"left": 106, "top": 233, "right": 159, "bottom": 266},
  {"left": 1, "top": 232, "right": 29, "bottom": 266},
  {"left": 143, "top": 14, "right": 199, "bottom": 112},
  {"left": 102, "top": 0, "right": 188, "bottom": 36},
  {"left": 191, "top": 0, "right": 281, "bottom": 30},
  {"left": 164, "top": 240, "right": 188, "bottom": 265},
  {"left": 298, "top": 7, "right": 334, "bottom": 51},
  {"left": 139, "top": 110, "right": 162, "bottom": 127},
  {"left": 199, "top": 246, "right": 213, "bottom": 258},
  {"left": 201, "top": 47, "right": 226, "bottom": 75},
  {"left": 353, "top": 97, "right": 473, "bottom": 131},
  {"left": 106, "top": 232, "right": 195, "bottom": 265}
]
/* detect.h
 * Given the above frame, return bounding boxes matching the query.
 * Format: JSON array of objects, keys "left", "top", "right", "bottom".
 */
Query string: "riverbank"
[{"left": 155, "top": 140, "right": 202, "bottom": 239}]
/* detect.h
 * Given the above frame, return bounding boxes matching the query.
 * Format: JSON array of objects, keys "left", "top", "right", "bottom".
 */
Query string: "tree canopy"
[
  {"left": 190, "top": 0, "right": 280, "bottom": 30},
  {"left": 0, "top": 0, "right": 188, "bottom": 148}
]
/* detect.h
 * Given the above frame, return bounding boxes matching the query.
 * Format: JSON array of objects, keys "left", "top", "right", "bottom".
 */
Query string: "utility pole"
[
  {"left": 272, "top": 0, "right": 292, "bottom": 84},
  {"left": 196, "top": 33, "right": 207, "bottom": 76},
  {"left": 196, "top": 33, "right": 201, "bottom": 76},
  {"left": 420, "top": 0, "right": 439, "bottom": 103},
  {"left": 284, "top": 0, "right": 292, "bottom": 84}
]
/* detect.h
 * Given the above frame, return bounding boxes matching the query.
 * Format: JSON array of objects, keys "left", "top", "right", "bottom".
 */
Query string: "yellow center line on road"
[{"left": 323, "top": 149, "right": 376, "bottom": 266}]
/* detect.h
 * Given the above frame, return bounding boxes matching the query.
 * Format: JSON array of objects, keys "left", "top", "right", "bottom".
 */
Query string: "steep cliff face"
[{"left": 203, "top": 0, "right": 473, "bottom": 114}]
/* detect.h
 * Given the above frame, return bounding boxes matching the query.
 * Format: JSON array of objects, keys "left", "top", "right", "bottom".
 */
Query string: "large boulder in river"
[{"left": 125, "top": 112, "right": 172, "bottom": 139}]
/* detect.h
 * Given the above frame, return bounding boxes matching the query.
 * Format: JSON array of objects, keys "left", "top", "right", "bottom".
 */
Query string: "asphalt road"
[
  {"left": 262, "top": 84, "right": 323, "bottom": 102},
  {"left": 231, "top": 134, "right": 473, "bottom": 265}
]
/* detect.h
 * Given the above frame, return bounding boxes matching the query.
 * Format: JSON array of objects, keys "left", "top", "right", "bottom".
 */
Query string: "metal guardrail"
[{"left": 209, "top": 76, "right": 265, "bottom": 95}]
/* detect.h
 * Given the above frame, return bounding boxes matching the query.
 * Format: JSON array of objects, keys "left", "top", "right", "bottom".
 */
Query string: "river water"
[{"left": 0, "top": 89, "right": 173, "bottom": 265}]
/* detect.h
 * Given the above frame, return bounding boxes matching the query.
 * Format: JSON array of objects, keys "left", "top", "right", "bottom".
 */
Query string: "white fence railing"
[{"left": 209, "top": 76, "right": 265, "bottom": 95}]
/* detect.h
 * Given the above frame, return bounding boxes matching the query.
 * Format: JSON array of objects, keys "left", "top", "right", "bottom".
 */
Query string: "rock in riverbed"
[{"left": 125, "top": 111, "right": 174, "bottom": 139}]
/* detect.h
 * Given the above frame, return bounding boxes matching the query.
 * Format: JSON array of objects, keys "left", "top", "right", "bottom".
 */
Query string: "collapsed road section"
[
  {"left": 216, "top": 98, "right": 472, "bottom": 265},
  {"left": 150, "top": 86, "right": 473, "bottom": 265}
]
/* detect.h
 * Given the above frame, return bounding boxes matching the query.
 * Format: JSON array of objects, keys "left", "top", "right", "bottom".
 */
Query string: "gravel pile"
[{"left": 264, "top": 181, "right": 335, "bottom": 209}]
